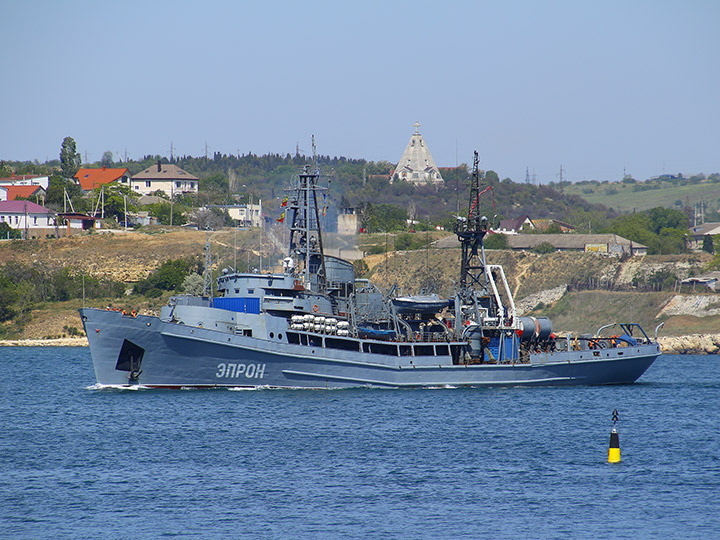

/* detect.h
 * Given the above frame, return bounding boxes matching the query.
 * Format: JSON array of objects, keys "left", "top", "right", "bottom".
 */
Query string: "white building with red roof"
[{"left": 0, "top": 184, "right": 46, "bottom": 203}]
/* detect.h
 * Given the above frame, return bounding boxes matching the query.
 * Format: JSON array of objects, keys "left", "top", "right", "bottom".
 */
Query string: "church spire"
[{"left": 392, "top": 122, "right": 443, "bottom": 185}]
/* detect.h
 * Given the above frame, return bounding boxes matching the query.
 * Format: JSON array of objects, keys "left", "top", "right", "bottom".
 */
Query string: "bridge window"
[
  {"left": 325, "top": 337, "right": 360, "bottom": 351},
  {"left": 362, "top": 342, "right": 398, "bottom": 356}
]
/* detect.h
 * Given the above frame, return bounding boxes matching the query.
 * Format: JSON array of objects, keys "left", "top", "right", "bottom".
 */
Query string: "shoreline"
[
  {"left": 0, "top": 337, "right": 89, "bottom": 347},
  {"left": 1, "top": 334, "right": 719, "bottom": 354},
  {"left": 657, "top": 333, "right": 720, "bottom": 355}
]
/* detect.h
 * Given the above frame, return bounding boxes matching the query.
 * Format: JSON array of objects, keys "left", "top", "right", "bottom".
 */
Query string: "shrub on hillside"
[
  {"left": 353, "top": 259, "right": 369, "bottom": 278},
  {"left": 532, "top": 242, "right": 556, "bottom": 254},
  {"left": 395, "top": 233, "right": 430, "bottom": 251},
  {"left": 134, "top": 258, "right": 198, "bottom": 295},
  {"left": 484, "top": 233, "right": 508, "bottom": 250}
]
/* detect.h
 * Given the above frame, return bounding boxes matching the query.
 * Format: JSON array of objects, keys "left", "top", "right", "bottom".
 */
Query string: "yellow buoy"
[
  {"left": 608, "top": 408, "right": 621, "bottom": 463},
  {"left": 608, "top": 428, "right": 621, "bottom": 463}
]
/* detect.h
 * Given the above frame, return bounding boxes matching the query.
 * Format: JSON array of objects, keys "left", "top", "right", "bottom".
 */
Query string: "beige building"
[
  {"left": 337, "top": 207, "right": 360, "bottom": 235},
  {"left": 131, "top": 161, "right": 199, "bottom": 197},
  {"left": 392, "top": 122, "right": 443, "bottom": 185},
  {"left": 221, "top": 203, "right": 263, "bottom": 227}
]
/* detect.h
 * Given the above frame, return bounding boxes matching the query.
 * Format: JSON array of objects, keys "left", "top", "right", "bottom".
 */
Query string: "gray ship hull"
[{"left": 81, "top": 308, "right": 660, "bottom": 389}]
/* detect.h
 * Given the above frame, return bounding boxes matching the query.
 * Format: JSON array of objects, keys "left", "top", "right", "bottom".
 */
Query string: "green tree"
[
  {"left": 134, "top": 259, "right": 196, "bottom": 295},
  {"left": 201, "top": 172, "right": 229, "bottom": 193},
  {"left": 91, "top": 183, "right": 136, "bottom": 220},
  {"left": 180, "top": 273, "right": 205, "bottom": 295},
  {"left": 361, "top": 203, "right": 407, "bottom": 232},
  {"left": 484, "top": 233, "right": 508, "bottom": 249},
  {"left": 702, "top": 234, "right": 714, "bottom": 254},
  {"left": 646, "top": 207, "right": 688, "bottom": 233},
  {"left": 101, "top": 151, "right": 114, "bottom": 166},
  {"left": 0, "top": 160, "right": 13, "bottom": 177},
  {"left": 657, "top": 227, "right": 687, "bottom": 254},
  {"left": 484, "top": 170, "right": 500, "bottom": 184},
  {"left": 0, "top": 273, "right": 18, "bottom": 321},
  {"left": 60, "top": 137, "right": 82, "bottom": 178},
  {"left": 543, "top": 222, "right": 563, "bottom": 234},
  {"left": 532, "top": 241, "right": 556, "bottom": 254},
  {"left": 44, "top": 174, "right": 85, "bottom": 212},
  {"left": 148, "top": 201, "right": 187, "bottom": 226},
  {"left": 0, "top": 222, "right": 21, "bottom": 240}
]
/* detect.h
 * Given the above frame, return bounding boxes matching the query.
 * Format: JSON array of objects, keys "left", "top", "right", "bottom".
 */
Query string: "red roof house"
[
  {"left": 0, "top": 184, "right": 46, "bottom": 203},
  {"left": 74, "top": 167, "right": 130, "bottom": 191}
]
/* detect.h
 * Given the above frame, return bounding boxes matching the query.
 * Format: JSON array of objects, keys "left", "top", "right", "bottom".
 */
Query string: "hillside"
[
  {"left": 0, "top": 227, "right": 273, "bottom": 283},
  {"left": 1, "top": 229, "right": 718, "bottom": 341},
  {"left": 564, "top": 175, "right": 720, "bottom": 215}
]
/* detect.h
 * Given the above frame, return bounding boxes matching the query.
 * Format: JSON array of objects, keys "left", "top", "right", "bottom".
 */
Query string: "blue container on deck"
[{"left": 213, "top": 297, "right": 260, "bottom": 314}]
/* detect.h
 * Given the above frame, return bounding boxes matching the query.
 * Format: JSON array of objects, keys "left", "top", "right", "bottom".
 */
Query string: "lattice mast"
[
  {"left": 286, "top": 140, "right": 328, "bottom": 292},
  {"left": 455, "top": 151, "right": 490, "bottom": 298}
]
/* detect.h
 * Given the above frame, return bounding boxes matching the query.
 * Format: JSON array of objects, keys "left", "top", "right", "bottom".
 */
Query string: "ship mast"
[
  {"left": 286, "top": 139, "right": 328, "bottom": 292},
  {"left": 455, "top": 151, "right": 490, "bottom": 298}
]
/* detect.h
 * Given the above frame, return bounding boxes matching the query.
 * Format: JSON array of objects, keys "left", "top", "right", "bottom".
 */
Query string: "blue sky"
[{"left": 2, "top": 0, "right": 719, "bottom": 183}]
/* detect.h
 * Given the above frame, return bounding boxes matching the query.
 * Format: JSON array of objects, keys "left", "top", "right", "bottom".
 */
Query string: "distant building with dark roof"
[
  {"left": 496, "top": 215, "right": 535, "bottom": 234},
  {"left": 688, "top": 222, "right": 720, "bottom": 250}
]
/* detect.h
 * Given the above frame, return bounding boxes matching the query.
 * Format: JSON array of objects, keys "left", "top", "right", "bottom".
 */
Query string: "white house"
[
  {"left": 211, "top": 203, "right": 263, "bottom": 227},
  {"left": 0, "top": 174, "right": 50, "bottom": 190},
  {"left": 0, "top": 200, "right": 55, "bottom": 238}
]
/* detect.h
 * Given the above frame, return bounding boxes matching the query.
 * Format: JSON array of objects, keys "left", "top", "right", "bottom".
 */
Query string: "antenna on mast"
[{"left": 312, "top": 135, "right": 317, "bottom": 169}]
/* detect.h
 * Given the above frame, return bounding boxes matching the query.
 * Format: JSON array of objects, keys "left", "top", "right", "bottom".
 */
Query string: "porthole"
[
  {"left": 269, "top": 332, "right": 274, "bottom": 339},
  {"left": 278, "top": 333, "right": 283, "bottom": 340}
]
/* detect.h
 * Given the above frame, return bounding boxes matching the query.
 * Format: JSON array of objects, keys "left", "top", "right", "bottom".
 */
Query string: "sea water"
[{"left": 0, "top": 348, "right": 718, "bottom": 539}]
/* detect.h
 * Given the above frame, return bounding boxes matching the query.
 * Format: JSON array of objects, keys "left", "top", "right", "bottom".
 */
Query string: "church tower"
[{"left": 392, "top": 122, "right": 443, "bottom": 185}]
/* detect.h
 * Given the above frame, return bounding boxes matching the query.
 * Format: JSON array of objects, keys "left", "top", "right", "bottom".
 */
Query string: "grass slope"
[{"left": 565, "top": 181, "right": 720, "bottom": 213}]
